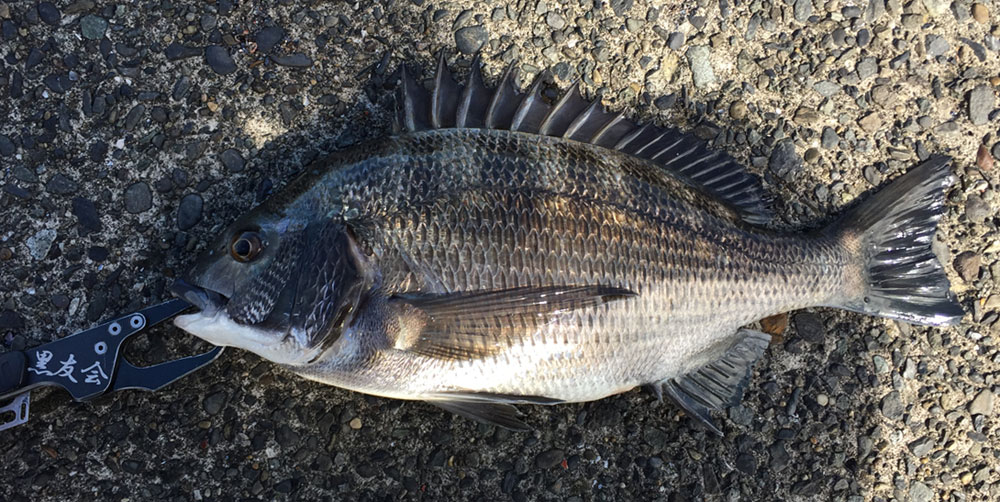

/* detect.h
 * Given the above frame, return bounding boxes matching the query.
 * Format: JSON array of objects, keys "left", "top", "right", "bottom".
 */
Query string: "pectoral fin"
[
  {"left": 657, "top": 329, "right": 771, "bottom": 436},
  {"left": 393, "top": 285, "right": 636, "bottom": 360}
]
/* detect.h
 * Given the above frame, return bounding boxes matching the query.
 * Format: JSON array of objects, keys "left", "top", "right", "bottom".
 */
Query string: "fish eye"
[{"left": 230, "top": 231, "right": 265, "bottom": 263}]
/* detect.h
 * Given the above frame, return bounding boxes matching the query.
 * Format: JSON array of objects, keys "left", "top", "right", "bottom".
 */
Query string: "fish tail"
[{"left": 832, "top": 155, "right": 964, "bottom": 326}]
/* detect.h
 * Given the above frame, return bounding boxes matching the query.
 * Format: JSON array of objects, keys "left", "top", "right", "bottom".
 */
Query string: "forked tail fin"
[{"left": 834, "top": 155, "right": 964, "bottom": 326}]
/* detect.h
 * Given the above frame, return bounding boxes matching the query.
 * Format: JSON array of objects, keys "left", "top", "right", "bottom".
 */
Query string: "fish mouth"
[{"left": 170, "top": 278, "right": 229, "bottom": 315}]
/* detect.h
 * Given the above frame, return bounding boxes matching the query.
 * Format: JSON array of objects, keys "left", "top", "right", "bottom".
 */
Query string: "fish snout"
[{"left": 170, "top": 278, "right": 228, "bottom": 315}]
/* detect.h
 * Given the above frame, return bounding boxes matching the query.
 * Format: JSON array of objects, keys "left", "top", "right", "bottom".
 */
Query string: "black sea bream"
[{"left": 171, "top": 56, "right": 963, "bottom": 433}]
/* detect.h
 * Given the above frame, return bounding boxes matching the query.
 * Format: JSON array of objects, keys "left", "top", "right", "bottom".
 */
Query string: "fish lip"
[{"left": 170, "top": 278, "right": 228, "bottom": 314}]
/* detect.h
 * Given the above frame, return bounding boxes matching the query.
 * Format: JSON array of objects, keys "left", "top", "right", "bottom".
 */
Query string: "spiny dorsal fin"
[
  {"left": 392, "top": 285, "right": 636, "bottom": 360},
  {"left": 658, "top": 329, "right": 771, "bottom": 436},
  {"left": 395, "top": 55, "right": 775, "bottom": 225}
]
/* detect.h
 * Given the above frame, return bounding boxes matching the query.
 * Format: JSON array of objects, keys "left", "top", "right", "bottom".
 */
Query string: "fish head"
[{"left": 171, "top": 208, "right": 375, "bottom": 366}]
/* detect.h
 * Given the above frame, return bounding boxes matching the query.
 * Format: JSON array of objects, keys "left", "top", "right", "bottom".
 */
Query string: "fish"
[{"left": 170, "top": 54, "right": 964, "bottom": 434}]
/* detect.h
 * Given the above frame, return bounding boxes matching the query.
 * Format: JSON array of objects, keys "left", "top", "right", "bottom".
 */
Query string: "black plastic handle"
[{"left": 0, "top": 351, "right": 27, "bottom": 396}]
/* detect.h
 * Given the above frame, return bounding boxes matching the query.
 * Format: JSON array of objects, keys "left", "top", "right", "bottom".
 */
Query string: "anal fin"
[
  {"left": 658, "top": 329, "right": 770, "bottom": 436},
  {"left": 426, "top": 392, "right": 563, "bottom": 431},
  {"left": 430, "top": 400, "right": 530, "bottom": 431}
]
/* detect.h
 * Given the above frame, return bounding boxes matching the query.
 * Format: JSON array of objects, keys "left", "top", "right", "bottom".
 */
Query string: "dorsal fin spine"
[
  {"left": 647, "top": 137, "right": 687, "bottom": 162},
  {"left": 590, "top": 112, "right": 628, "bottom": 145},
  {"left": 511, "top": 72, "right": 549, "bottom": 132},
  {"left": 485, "top": 65, "right": 517, "bottom": 129},
  {"left": 538, "top": 82, "right": 584, "bottom": 136},
  {"left": 613, "top": 123, "right": 653, "bottom": 151},
  {"left": 563, "top": 99, "right": 602, "bottom": 139},
  {"left": 400, "top": 65, "right": 418, "bottom": 132},
  {"left": 455, "top": 54, "right": 486, "bottom": 128},
  {"left": 431, "top": 53, "right": 450, "bottom": 129}
]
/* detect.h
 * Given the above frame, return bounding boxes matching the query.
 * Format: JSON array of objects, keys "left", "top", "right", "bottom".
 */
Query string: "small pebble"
[
  {"left": 909, "top": 482, "right": 933, "bottom": 502},
  {"left": 545, "top": 11, "right": 565, "bottom": 30},
  {"left": 873, "top": 355, "right": 890, "bottom": 374},
  {"left": 72, "top": 197, "right": 102, "bottom": 232},
  {"left": 686, "top": 45, "right": 715, "bottom": 89},
  {"left": 803, "top": 148, "right": 820, "bottom": 163},
  {"left": 205, "top": 46, "right": 237, "bottom": 75},
  {"left": 968, "top": 85, "right": 993, "bottom": 126},
  {"left": 349, "top": 418, "right": 362, "bottom": 430},
  {"left": 953, "top": 251, "right": 980, "bottom": 282},
  {"left": 858, "top": 113, "right": 881, "bottom": 133},
  {"left": 37, "top": 2, "right": 61, "bottom": 26},
  {"left": 769, "top": 139, "right": 802, "bottom": 180},
  {"left": 455, "top": 25, "right": 488, "bottom": 54},
  {"left": 80, "top": 15, "right": 107, "bottom": 40},
  {"left": 271, "top": 53, "right": 313, "bottom": 68},
  {"left": 45, "top": 174, "right": 78, "bottom": 195},
  {"left": 202, "top": 391, "right": 227, "bottom": 416},
  {"left": 965, "top": 194, "right": 990, "bottom": 223},
  {"left": 50, "top": 294, "right": 70, "bottom": 309},
  {"left": 971, "top": 3, "right": 989, "bottom": 23},
  {"left": 0, "top": 135, "right": 14, "bottom": 156},
  {"left": 881, "top": 391, "right": 904, "bottom": 420},
  {"left": 536, "top": 449, "right": 564, "bottom": 468},
  {"left": 977, "top": 145, "right": 993, "bottom": 170},
  {"left": 760, "top": 313, "right": 787, "bottom": 335},
  {"left": 856, "top": 57, "right": 878, "bottom": 80},
  {"left": 969, "top": 390, "right": 994, "bottom": 415},
  {"left": 26, "top": 229, "right": 57, "bottom": 260},
  {"left": 856, "top": 29, "right": 871, "bottom": 47},
  {"left": 821, "top": 127, "right": 839, "bottom": 149},
  {"left": 813, "top": 81, "right": 840, "bottom": 98},
  {"left": 87, "top": 246, "right": 108, "bottom": 261},
  {"left": 220, "top": 149, "right": 245, "bottom": 173},
  {"left": 925, "top": 35, "right": 950, "bottom": 58},
  {"left": 165, "top": 43, "right": 201, "bottom": 61},
  {"left": 793, "top": 0, "right": 812, "bottom": 22},
  {"left": 256, "top": 26, "right": 285, "bottom": 52},
  {"left": 908, "top": 436, "right": 934, "bottom": 457},
  {"left": 666, "top": 31, "right": 684, "bottom": 50},
  {"left": 124, "top": 182, "right": 152, "bottom": 214},
  {"left": 729, "top": 101, "right": 747, "bottom": 120},
  {"left": 177, "top": 193, "right": 204, "bottom": 230}
]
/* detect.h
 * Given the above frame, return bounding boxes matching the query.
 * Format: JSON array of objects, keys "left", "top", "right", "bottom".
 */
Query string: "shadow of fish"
[{"left": 170, "top": 54, "right": 963, "bottom": 434}]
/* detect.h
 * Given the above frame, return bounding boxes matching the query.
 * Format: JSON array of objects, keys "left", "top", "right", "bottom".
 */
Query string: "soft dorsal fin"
[
  {"left": 395, "top": 53, "right": 774, "bottom": 225},
  {"left": 655, "top": 329, "right": 771, "bottom": 436},
  {"left": 391, "top": 285, "right": 637, "bottom": 360}
]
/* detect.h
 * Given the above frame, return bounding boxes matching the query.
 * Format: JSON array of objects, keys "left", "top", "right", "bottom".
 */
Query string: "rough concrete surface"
[{"left": 1, "top": 0, "right": 999, "bottom": 501}]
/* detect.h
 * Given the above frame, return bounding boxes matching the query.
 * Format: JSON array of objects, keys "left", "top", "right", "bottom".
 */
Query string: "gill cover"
[{"left": 286, "top": 222, "right": 377, "bottom": 356}]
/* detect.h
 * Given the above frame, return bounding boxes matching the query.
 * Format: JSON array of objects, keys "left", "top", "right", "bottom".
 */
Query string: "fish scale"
[{"left": 173, "top": 57, "right": 962, "bottom": 432}]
